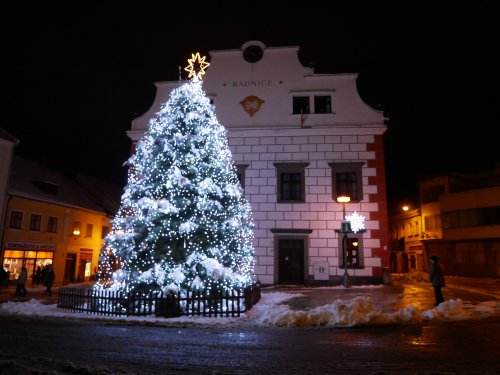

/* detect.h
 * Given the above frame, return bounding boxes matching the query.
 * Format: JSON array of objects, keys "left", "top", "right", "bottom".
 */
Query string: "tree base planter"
[{"left": 156, "top": 294, "right": 181, "bottom": 317}]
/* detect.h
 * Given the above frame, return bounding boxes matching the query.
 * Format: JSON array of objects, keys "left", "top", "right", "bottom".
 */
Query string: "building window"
[
  {"left": 29, "top": 214, "right": 42, "bottom": 231},
  {"left": 31, "top": 180, "right": 58, "bottom": 195},
  {"left": 2, "top": 250, "right": 54, "bottom": 281},
  {"left": 47, "top": 216, "right": 58, "bottom": 233},
  {"left": 329, "top": 162, "right": 364, "bottom": 202},
  {"left": 421, "top": 185, "right": 445, "bottom": 203},
  {"left": 292, "top": 96, "right": 309, "bottom": 115},
  {"left": 9, "top": 211, "right": 23, "bottom": 229},
  {"left": 425, "top": 214, "right": 442, "bottom": 231},
  {"left": 339, "top": 235, "right": 364, "bottom": 268},
  {"left": 101, "top": 226, "right": 110, "bottom": 239},
  {"left": 275, "top": 163, "right": 309, "bottom": 203},
  {"left": 243, "top": 44, "right": 264, "bottom": 63},
  {"left": 314, "top": 95, "right": 331, "bottom": 113},
  {"left": 236, "top": 164, "right": 249, "bottom": 189},
  {"left": 441, "top": 206, "right": 500, "bottom": 229},
  {"left": 85, "top": 224, "right": 93, "bottom": 238}
]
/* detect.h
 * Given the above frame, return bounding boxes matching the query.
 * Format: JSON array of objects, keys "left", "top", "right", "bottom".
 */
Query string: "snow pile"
[
  {"left": 249, "top": 294, "right": 383, "bottom": 327},
  {"left": 247, "top": 293, "right": 500, "bottom": 327},
  {"left": 2, "top": 290, "right": 500, "bottom": 328}
]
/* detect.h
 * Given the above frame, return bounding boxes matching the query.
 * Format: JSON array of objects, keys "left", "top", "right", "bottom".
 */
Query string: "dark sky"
[{"left": 3, "top": 5, "right": 499, "bottom": 208}]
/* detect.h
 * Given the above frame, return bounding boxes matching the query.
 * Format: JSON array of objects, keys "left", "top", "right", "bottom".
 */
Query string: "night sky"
[{"left": 4, "top": 5, "right": 499, "bottom": 209}]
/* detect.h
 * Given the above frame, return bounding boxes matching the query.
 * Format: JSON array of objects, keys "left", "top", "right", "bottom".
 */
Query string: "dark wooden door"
[{"left": 278, "top": 239, "right": 304, "bottom": 285}]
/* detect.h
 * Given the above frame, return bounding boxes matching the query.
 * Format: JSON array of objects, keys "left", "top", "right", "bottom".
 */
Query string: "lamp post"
[{"left": 337, "top": 195, "right": 351, "bottom": 288}]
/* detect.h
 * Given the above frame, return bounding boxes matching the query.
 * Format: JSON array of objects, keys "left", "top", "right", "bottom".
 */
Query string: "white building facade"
[{"left": 128, "top": 41, "right": 390, "bottom": 285}]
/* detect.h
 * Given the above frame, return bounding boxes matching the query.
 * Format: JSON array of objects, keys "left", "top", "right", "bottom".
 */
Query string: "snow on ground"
[
  {"left": 247, "top": 291, "right": 500, "bottom": 327},
  {"left": 1, "top": 288, "right": 499, "bottom": 328}
]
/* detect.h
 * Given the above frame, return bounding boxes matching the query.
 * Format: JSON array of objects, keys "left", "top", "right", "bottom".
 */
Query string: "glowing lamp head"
[
  {"left": 72, "top": 222, "right": 81, "bottom": 237},
  {"left": 336, "top": 195, "right": 351, "bottom": 204}
]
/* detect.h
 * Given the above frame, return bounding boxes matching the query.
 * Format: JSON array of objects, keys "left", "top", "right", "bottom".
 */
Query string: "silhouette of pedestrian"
[
  {"left": 15, "top": 267, "right": 28, "bottom": 296},
  {"left": 34, "top": 266, "right": 42, "bottom": 285},
  {"left": 0, "top": 266, "right": 7, "bottom": 287},
  {"left": 41, "top": 265, "right": 48, "bottom": 286},
  {"left": 44, "top": 266, "right": 55, "bottom": 296},
  {"left": 429, "top": 255, "right": 445, "bottom": 306}
]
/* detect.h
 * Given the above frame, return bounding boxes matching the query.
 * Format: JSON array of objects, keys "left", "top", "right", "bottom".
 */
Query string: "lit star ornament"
[
  {"left": 184, "top": 52, "right": 210, "bottom": 79},
  {"left": 345, "top": 211, "right": 366, "bottom": 233}
]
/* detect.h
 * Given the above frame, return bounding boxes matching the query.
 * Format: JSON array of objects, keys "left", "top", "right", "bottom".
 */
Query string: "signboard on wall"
[
  {"left": 80, "top": 248, "right": 93, "bottom": 260},
  {"left": 5, "top": 241, "right": 56, "bottom": 251}
]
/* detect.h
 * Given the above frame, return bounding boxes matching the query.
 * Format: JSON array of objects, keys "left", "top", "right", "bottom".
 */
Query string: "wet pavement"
[
  {"left": 261, "top": 273, "right": 500, "bottom": 313},
  {"left": 1, "top": 274, "right": 499, "bottom": 313},
  {"left": 1, "top": 275, "right": 500, "bottom": 374},
  {"left": 0, "top": 283, "right": 61, "bottom": 305}
]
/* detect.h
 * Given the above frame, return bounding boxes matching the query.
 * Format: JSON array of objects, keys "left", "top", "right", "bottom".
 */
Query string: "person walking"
[
  {"left": 429, "top": 255, "right": 445, "bottom": 306},
  {"left": 15, "top": 267, "right": 28, "bottom": 296},
  {"left": 34, "top": 266, "right": 42, "bottom": 285},
  {"left": 44, "top": 266, "right": 55, "bottom": 296}
]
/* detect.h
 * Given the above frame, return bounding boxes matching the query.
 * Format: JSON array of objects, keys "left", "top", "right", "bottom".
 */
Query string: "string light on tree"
[{"left": 96, "top": 53, "right": 255, "bottom": 307}]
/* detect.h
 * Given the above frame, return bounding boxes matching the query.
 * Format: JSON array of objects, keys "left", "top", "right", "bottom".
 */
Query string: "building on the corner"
[
  {"left": 420, "top": 170, "right": 500, "bottom": 277},
  {"left": 128, "top": 41, "right": 390, "bottom": 285},
  {"left": 1, "top": 156, "right": 121, "bottom": 285},
  {"left": 388, "top": 168, "right": 500, "bottom": 277},
  {"left": 388, "top": 205, "right": 425, "bottom": 274},
  {"left": 0, "top": 128, "right": 19, "bottom": 256}
]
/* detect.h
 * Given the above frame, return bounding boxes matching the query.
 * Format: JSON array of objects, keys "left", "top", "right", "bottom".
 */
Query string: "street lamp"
[{"left": 337, "top": 195, "right": 351, "bottom": 287}]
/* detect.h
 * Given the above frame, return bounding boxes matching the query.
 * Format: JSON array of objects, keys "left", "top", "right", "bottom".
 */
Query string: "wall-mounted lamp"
[
  {"left": 72, "top": 222, "right": 81, "bottom": 239},
  {"left": 336, "top": 195, "right": 351, "bottom": 220},
  {"left": 336, "top": 195, "right": 351, "bottom": 287}
]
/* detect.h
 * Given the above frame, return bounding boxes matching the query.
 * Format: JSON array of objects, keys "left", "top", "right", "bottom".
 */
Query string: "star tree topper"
[{"left": 184, "top": 52, "right": 210, "bottom": 79}]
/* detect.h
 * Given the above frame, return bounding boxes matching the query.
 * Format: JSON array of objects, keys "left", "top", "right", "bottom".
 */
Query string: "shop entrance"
[{"left": 64, "top": 254, "right": 77, "bottom": 283}]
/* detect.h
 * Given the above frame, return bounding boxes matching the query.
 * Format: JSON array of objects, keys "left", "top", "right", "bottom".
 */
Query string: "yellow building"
[
  {"left": 388, "top": 205, "right": 425, "bottom": 273},
  {"left": 0, "top": 128, "right": 19, "bottom": 261},
  {"left": 1, "top": 157, "right": 121, "bottom": 285},
  {"left": 389, "top": 168, "right": 500, "bottom": 277},
  {"left": 420, "top": 170, "right": 500, "bottom": 277}
]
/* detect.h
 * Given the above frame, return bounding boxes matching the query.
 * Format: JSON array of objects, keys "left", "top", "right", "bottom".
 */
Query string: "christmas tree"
[{"left": 97, "top": 57, "right": 255, "bottom": 298}]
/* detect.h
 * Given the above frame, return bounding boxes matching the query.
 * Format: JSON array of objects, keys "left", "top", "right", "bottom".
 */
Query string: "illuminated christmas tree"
[{"left": 98, "top": 55, "right": 255, "bottom": 297}]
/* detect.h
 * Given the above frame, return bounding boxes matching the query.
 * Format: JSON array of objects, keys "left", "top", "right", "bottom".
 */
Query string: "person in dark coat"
[
  {"left": 15, "top": 267, "right": 28, "bottom": 296},
  {"left": 0, "top": 266, "right": 7, "bottom": 287},
  {"left": 34, "top": 266, "right": 42, "bottom": 285},
  {"left": 429, "top": 255, "right": 446, "bottom": 306},
  {"left": 44, "top": 266, "right": 55, "bottom": 296}
]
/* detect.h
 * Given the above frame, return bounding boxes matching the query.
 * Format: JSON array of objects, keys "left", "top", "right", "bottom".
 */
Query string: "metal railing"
[{"left": 57, "top": 283, "right": 261, "bottom": 318}]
